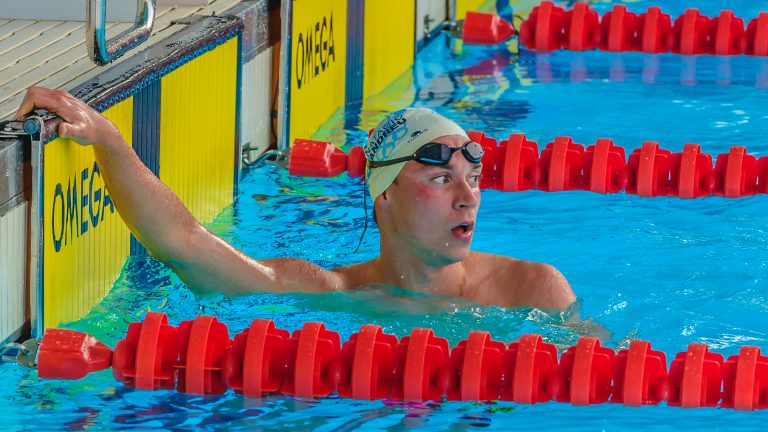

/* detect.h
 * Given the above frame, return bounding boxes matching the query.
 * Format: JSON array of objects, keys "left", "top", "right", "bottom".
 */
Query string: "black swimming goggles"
[{"left": 368, "top": 141, "right": 484, "bottom": 168}]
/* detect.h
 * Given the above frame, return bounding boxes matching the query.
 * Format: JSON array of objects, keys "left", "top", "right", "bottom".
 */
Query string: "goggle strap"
[{"left": 368, "top": 155, "right": 413, "bottom": 168}]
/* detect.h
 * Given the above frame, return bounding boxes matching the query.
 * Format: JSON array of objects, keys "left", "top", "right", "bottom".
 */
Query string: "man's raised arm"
[{"left": 14, "top": 87, "right": 345, "bottom": 295}]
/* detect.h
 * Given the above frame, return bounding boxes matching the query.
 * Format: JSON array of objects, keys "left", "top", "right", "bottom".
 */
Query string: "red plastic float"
[
  {"left": 670, "top": 9, "right": 711, "bottom": 55},
  {"left": 37, "top": 329, "right": 112, "bottom": 380},
  {"left": 346, "top": 145, "right": 366, "bottom": 179},
  {"left": 497, "top": 133, "right": 539, "bottom": 192},
  {"left": 281, "top": 322, "right": 341, "bottom": 398},
  {"left": 444, "top": 331, "right": 506, "bottom": 401},
  {"left": 722, "top": 346, "right": 768, "bottom": 411},
  {"left": 637, "top": 7, "right": 673, "bottom": 53},
  {"left": 613, "top": 340, "right": 667, "bottom": 406},
  {"left": 502, "top": 334, "right": 558, "bottom": 403},
  {"left": 669, "top": 144, "right": 714, "bottom": 198},
  {"left": 667, "top": 343, "right": 724, "bottom": 408},
  {"left": 112, "top": 311, "right": 181, "bottom": 390},
  {"left": 289, "top": 139, "right": 348, "bottom": 178},
  {"left": 712, "top": 146, "right": 758, "bottom": 197},
  {"left": 758, "top": 157, "right": 768, "bottom": 193},
  {"left": 710, "top": 10, "right": 745, "bottom": 56},
  {"left": 462, "top": 11, "right": 515, "bottom": 45},
  {"left": 554, "top": 337, "right": 615, "bottom": 405},
  {"left": 518, "top": 1, "right": 566, "bottom": 51},
  {"left": 223, "top": 319, "right": 290, "bottom": 397},
  {"left": 626, "top": 141, "right": 673, "bottom": 197},
  {"left": 175, "top": 315, "right": 232, "bottom": 395},
  {"left": 392, "top": 328, "right": 451, "bottom": 401},
  {"left": 583, "top": 138, "right": 627, "bottom": 194},
  {"left": 744, "top": 12, "right": 768, "bottom": 56},
  {"left": 538, "top": 136, "right": 585, "bottom": 192},
  {"left": 600, "top": 5, "right": 639, "bottom": 52},
  {"left": 336, "top": 324, "right": 398, "bottom": 400},
  {"left": 562, "top": 3, "right": 601, "bottom": 51}
]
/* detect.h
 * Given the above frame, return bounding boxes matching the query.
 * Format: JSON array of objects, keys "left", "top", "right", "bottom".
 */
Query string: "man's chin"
[{"left": 434, "top": 245, "right": 472, "bottom": 266}]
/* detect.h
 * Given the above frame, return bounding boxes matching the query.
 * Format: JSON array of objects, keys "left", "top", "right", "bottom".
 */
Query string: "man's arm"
[
  {"left": 491, "top": 257, "right": 575, "bottom": 310},
  {"left": 522, "top": 263, "right": 576, "bottom": 310},
  {"left": 15, "top": 87, "right": 345, "bottom": 295}
]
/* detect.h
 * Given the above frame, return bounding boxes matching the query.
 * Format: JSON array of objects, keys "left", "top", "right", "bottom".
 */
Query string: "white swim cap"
[{"left": 364, "top": 108, "right": 468, "bottom": 201}]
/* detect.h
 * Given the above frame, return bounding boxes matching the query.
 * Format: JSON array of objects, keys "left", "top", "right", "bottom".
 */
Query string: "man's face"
[{"left": 377, "top": 134, "right": 483, "bottom": 265}]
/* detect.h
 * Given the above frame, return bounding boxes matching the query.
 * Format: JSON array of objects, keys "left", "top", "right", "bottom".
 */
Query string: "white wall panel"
[
  {"left": 417, "top": 0, "right": 449, "bottom": 43},
  {"left": 0, "top": 202, "right": 27, "bottom": 344},
  {"left": 242, "top": 46, "right": 274, "bottom": 161}
]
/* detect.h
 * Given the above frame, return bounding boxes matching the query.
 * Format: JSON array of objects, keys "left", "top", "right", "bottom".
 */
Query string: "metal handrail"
[{"left": 86, "top": 0, "right": 157, "bottom": 66}]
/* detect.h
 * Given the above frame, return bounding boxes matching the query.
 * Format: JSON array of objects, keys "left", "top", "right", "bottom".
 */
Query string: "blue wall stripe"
[
  {"left": 234, "top": 34, "right": 243, "bottom": 196},
  {"left": 280, "top": 3, "right": 293, "bottom": 148},
  {"left": 496, "top": 0, "right": 513, "bottom": 24},
  {"left": 130, "top": 79, "right": 161, "bottom": 257},
  {"left": 345, "top": 0, "right": 365, "bottom": 106}
]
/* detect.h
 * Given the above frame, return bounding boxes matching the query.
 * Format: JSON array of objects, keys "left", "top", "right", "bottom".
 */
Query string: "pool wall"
[
  {"left": 279, "top": 0, "right": 525, "bottom": 148},
  {"left": 0, "top": 1, "right": 280, "bottom": 343},
  {"left": 37, "top": 17, "right": 244, "bottom": 332}
]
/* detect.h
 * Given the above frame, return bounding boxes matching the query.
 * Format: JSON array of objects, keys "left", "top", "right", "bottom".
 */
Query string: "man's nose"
[{"left": 454, "top": 177, "right": 479, "bottom": 209}]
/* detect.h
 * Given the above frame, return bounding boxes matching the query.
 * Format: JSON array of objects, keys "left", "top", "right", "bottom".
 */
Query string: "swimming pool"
[{"left": 4, "top": 0, "right": 768, "bottom": 429}]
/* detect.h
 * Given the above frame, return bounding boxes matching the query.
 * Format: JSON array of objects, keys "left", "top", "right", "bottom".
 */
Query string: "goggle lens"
[
  {"left": 462, "top": 141, "right": 484, "bottom": 163},
  {"left": 413, "top": 141, "right": 484, "bottom": 165},
  {"left": 368, "top": 141, "right": 484, "bottom": 168}
]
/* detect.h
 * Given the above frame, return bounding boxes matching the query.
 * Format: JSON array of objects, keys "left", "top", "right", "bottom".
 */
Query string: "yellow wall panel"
[
  {"left": 289, "top": 0, "right": 347, "bottom": 144},
  {"left": 362, "top": 0, "right": 415, "bottom": 99},
  {"left": 159, "top": 38, "right": 238, "bottom": 224},
  {"left": 456, "top": 0, "right": 500, "bottom": 20},
  {"left": 43, "top": 99, "right": 133, "bottom": 328}
]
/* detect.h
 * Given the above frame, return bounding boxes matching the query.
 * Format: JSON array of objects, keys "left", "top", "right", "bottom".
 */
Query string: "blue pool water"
[{"left": 5, "top": 0, "right": 768, "bottom": 429}]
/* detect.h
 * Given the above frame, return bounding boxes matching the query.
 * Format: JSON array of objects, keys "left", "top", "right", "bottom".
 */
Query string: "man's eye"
[
  {"left": 432, "top": 175, "right": 450, "bottom": 184},
  {"left": 469, "top": 174, "right": 482, "bottom": 184}
]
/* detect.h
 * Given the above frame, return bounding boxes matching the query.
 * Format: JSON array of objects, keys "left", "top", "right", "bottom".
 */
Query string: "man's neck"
[{"left": 370, "top": 245, "right": 469, "bottom": 297}]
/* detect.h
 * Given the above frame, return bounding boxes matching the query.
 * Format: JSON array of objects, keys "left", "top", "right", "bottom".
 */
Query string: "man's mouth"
[{"left": 451, "top": 221, "right": 474, "bottom": 240}]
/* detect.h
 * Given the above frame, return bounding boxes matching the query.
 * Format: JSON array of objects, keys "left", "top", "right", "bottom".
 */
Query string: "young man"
[{"left": 14, "top": 87, "right": 576, "bottom": 310}]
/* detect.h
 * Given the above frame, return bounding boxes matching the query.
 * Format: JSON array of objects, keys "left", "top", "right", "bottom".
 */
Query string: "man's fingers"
[
  {"left": 15, "top": 87, "right": 108, "bottom": 147},
  {"left": 13, "top": 87, "right": 72, "bottom": 121},
  {"left": 58, "top": 122, "right": 69, "bottom": 137},
  {"left": 13, "top": 90, "right": 36, "bottom": 121}
]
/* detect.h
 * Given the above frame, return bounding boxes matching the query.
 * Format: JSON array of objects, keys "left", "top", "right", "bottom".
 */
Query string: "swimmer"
[{"left": 14, "top": 87, "right": 576, "bottom": 310}]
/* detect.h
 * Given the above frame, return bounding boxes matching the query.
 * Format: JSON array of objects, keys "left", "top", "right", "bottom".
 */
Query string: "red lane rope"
[
  {"left": 34, "top": 312, "right": 768, "bottom": 411},
  {"left": 288, "top": 137, "right": 768, "bottom": 199},
  {"left": 515, "top": 1, "right": 768, "bottom": 56}
]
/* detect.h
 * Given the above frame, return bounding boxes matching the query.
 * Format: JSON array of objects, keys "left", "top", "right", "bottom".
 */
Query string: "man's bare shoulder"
[
  {"left": 466, "top": 251, "right": 575, "bottom": 310},
  {"left": 464, "top": 250, "right": 527, "bottom": 278},
  {"left": 330, "top": 259, "right": 378, "bottom": 290}
]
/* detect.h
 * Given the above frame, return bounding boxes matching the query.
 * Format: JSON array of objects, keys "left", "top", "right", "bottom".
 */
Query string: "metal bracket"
[
  {"left": 87, "top": 0, "right": 157, "bottom": 66},
  {"left": 26, "top": 115, "right": 49, "bottom": 339},
  {"left": 242, "top": 148, "right": 289, "bottom": 168},
  {"left": 1, "top": 339, "right": 40, "bottom": 368},
  {"left": 0, "top": 110, "right": 57, "bottom": 137}
]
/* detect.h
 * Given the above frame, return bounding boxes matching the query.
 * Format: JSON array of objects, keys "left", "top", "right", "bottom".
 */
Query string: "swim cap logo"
[
  {"left": 408, "top": 129, "right": 427, "bottom": 144},
  {"left": 365, "top": 109, "right": 409, "bottom": 161}
]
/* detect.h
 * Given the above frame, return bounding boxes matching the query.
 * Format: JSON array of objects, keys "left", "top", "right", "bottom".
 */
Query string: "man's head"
[{"left": 364, "top": 108, "right": 483, "bottom": 265}]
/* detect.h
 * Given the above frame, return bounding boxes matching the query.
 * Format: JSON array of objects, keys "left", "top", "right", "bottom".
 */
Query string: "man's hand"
[{"left": 13, "top": 86, "right": 122, "bottom": 147}]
